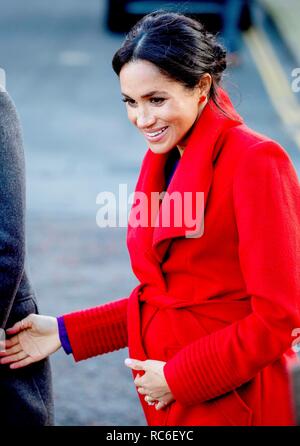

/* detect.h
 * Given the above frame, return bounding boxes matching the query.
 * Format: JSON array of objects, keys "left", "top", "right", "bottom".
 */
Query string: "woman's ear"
[{"left": 198, "top": 73, "right": 212, "bottom": 99}]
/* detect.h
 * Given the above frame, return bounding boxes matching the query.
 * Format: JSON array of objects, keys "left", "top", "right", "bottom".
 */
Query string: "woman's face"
[{"left": 119, "top": 60, "right": 206, "bottom": 155}]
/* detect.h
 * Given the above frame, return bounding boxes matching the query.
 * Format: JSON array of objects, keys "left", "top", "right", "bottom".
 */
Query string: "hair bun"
[{"left": 212, "top": 44, "right": 227, "bottom": 76}]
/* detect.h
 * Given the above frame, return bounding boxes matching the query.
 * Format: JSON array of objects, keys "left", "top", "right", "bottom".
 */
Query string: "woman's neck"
[
  {"left": 176, "top": 102, "right": 207, "bottom": 157},
  {"left": 177, "top": 145, "right": 185, "bottom": 157}
]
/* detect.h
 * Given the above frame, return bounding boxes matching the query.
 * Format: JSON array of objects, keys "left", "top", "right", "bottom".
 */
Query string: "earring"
[{"left": 199, "top": 95, "right": 206, "bottom": 103}]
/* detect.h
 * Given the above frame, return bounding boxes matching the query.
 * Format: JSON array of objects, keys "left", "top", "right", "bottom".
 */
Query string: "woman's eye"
[
  {"left": 121, "top": 97, "right": 165, "bottom": 106},
  {"left": 122, "top": 98, "right": 136, "bottom": 106},
  {"left": 150, "top": 97, "right": 165, "bottom": 104}
]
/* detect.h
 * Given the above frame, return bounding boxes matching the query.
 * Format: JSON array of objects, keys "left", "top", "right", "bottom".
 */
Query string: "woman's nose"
[{"left": 136, "top": 111, "right": 155, "bottom": 129}]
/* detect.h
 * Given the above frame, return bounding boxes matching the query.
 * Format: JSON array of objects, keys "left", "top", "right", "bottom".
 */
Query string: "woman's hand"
[
  {"left": 125, "top": 358, "right": 175, "bottom": 410},
  {"left": 0, "top": 314, "right": 61, "bottom": 369}
]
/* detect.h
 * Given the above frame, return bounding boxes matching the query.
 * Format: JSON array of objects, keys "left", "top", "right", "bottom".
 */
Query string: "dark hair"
[{"left": 112, "top": 10, "right": 228, "bottom": 113}]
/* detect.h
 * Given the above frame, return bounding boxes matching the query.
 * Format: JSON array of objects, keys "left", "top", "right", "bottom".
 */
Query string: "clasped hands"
[{"left": 124, "top": 358, "right": 175, "bottom": 410}]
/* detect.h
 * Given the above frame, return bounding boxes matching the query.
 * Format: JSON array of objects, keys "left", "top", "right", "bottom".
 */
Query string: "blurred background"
[{"left": 0, "top": 0, "right": 299, "bottom": 425}]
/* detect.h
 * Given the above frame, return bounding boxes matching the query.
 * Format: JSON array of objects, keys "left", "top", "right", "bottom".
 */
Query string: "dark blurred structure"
[
  {"left": 106, "top": 0, "right": 253, "bottom": 54},
  {"left": 291, "top": 361, "right": 300, "bottom": 425}
]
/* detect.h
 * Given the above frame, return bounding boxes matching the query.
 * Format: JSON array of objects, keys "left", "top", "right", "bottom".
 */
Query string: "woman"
[{"left": 0, "top": 11, "right": 300, "bottom": 426}]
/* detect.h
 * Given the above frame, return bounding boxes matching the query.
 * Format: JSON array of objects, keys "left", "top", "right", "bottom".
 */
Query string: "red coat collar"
[{"left": 127, "top": 88, "right": 243, "bottom": 263}]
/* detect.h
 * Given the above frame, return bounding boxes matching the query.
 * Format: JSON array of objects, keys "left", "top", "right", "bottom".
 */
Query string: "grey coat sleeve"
[{"left": 0, "top": 90, "right": 26, "bottom": 328}]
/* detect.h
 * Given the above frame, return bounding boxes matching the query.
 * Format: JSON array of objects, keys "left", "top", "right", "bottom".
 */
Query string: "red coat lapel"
[{"left": 127, "top": 88, "right": 243, "bottom": 264}]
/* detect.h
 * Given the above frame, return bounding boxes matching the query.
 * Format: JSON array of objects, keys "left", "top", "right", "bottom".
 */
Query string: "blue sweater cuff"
[{"left": 57, "top": 316, "right": 72, "bottom": 355}]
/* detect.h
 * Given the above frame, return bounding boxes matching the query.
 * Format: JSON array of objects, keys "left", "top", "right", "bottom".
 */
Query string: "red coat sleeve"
[
  {"left": 164, "top": 141, "right": 300, "bottom": 406},
  {"left": 63, "top": 297, "right": 128, "bottom": 361}
]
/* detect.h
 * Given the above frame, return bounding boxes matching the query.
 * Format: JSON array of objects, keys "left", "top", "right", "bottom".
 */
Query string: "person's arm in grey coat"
[
  {"left": 0, "top": 83, "right": 54, "bottom": 426},
  {"left": 0, "top": 86, "right": 26, "bottom": 328}
]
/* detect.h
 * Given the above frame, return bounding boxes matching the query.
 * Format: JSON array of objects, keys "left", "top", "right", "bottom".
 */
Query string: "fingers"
[
  {"left": 6, "top": 316, "right": 32, "bottom": 335},
  {"left": 133, "top": 371, "right": 146, "bottom": 388},
  {"left": 0, "top": 350, "right": 28, "bottom": 365},
  {"left": 124, "top": 358, "right": 145, "bottom": 371},
  {"left": 137, "top": 386, "right": 147, "bottom": 395},
  {"left": 155, "top": 393, "right": 174, "bottom": 411},
  {"left": 6, "top": 319, "right": 25, "bottom": 334},
  {"left": 5, "top": 337, "right": 19, "bottom": 348},
  {"left": 144, "top": 395, "right": 156, "bottom": 406},
  {"left": 155, "top": 401, "right": 168, "bottom": 411},
  {"left": 134, "top": 374, "right": 148, "bottom": 388},
  {"left": 10, "top": 356, "right": 34, "bottom": 369},
  {"left": 0, "top": 342, "right": 22, "bottom": 358},
  {"left": 125, "top": 359, "right": 149, "bottom": 389},
  {"left": 6, "top": 322, "right": 23, "bottom": 335},
  {"left": 143, "top": 394, "right": 170, "bottom": 411},
  {"left": 0, "top": 336, "right": 19, "bottom": 354},
  {"left": 137, "top": 386, "right": 165, "bottom": 400}
]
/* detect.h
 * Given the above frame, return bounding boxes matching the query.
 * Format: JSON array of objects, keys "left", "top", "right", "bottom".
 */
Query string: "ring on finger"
[
  {"left": 145, "top": 395, "right": 155, "bottom": 406},
  {"left": 157, "top": 400, "right": 167, "bottom": 406}
]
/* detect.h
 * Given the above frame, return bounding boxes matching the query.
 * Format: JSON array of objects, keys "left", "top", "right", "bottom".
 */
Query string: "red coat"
[{"left": 63, "top": 90, "right": 300, "bottom": 426}]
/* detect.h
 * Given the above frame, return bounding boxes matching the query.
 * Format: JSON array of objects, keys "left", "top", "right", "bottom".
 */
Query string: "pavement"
[{"left": 0, "top": 0, "right": 299, "bottom": 426}]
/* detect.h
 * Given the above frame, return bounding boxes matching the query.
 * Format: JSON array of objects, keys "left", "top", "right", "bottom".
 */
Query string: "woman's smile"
[{"left": 144, "top": 126, "right": 169, "bottom": 142}]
